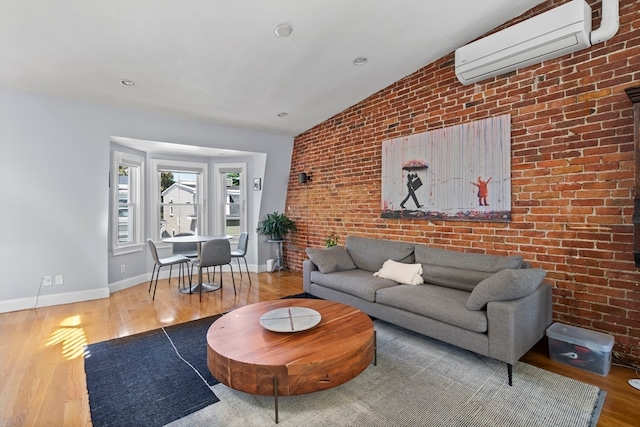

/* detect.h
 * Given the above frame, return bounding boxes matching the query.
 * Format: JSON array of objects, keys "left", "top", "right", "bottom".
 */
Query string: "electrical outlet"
[
  {"left": 55, "top": 275, "right": 63, "bottom": 285},
  {"left": 42, "top": 276, "right": 52, "bottom": 287},
  {"left": 120, "top": 264, "right": 126, "bottom": 274}
]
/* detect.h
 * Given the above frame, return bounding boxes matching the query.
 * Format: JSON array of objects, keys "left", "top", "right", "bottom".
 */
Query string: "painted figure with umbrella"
[{"left": 400, "top": 160, "right": 428, "bottom": 210}]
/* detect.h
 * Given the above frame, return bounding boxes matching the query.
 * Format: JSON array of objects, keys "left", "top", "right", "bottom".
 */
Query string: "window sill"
[{"left": 112, "top": 244, "right": 145, "bottom": 256}]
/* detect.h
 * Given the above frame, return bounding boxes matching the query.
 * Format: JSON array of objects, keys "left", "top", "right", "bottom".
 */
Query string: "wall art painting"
[{"left": 381, "top": 114, "right": 511, "bottom": 222}]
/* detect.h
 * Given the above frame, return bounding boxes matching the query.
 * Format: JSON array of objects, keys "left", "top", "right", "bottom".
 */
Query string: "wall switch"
[
  {"left": 55, "top": 275, "right": 63, "bottom": 285},
  {"left": 120, "top": 264, "right": 126, "bottom": 274},
  {"left": 42, "top": 276, "right": 52, "bottom": 287}
]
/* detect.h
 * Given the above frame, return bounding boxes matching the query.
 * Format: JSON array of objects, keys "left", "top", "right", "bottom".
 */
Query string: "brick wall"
[{"left": 286, "top": 0, "right": 640, "bottom": 366}]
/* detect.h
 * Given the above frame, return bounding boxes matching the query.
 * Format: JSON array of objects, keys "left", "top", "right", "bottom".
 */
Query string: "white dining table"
[{"left": 162, "top": 234, "right": 232, "bottom": 295}]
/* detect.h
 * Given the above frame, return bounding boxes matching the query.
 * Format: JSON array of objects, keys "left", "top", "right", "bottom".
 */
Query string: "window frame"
[
  {"left": 111, "top": 151, "right": 145, "bottom": 256},
  {"left": 151, "top": 159, "right": 208, "bottom": 244},
  {"left": 213, "top": 162, "right": 247, "bottom": 244}
]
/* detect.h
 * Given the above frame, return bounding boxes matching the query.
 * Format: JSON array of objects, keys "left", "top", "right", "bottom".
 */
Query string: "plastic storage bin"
[{"left": 546, "top": 323, "right": 614, "bottom": 376}]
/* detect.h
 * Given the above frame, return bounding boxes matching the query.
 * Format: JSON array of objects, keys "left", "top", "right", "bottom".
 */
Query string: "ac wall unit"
[{"left": 455, "top": 0, "right": 592, "bottom": 85}]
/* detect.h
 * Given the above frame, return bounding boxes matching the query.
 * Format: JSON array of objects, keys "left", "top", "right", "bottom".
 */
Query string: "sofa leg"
[
  {"left": 507, "top": 363, "right": 513, "bottom": 386},
  {"left": 373, "top": 330, "right": 377, "bottom": 366}
]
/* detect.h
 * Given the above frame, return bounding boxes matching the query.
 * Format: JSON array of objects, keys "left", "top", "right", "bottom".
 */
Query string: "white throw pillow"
[{"left": 373, "top": 259, "right": 424, "bottom": 285}]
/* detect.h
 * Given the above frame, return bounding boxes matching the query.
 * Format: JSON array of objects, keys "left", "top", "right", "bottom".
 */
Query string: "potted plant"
[
  {"left": 256, "top": 211, "right": 297, "bottom": 240},
  {"left": 325, "top": 233, "right": 339, "bottom": 248}
]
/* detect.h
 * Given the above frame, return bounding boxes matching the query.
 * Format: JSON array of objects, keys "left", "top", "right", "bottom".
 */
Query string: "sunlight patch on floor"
[{"left": 46, "top": 315, "right": 89, "bottom": 360}]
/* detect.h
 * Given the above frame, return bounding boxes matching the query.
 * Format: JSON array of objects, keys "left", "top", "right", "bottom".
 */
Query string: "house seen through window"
[
  {"left": 158, "top": 171, "right": 242, "bottom": 238},
  {"left": 160, "top": 172, "right": 198, "bottom": 237}
]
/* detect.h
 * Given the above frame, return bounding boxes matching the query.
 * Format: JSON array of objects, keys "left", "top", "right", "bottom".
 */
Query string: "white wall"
[{"left": 0, "top": 88, "right": 293, "bottom": 312}]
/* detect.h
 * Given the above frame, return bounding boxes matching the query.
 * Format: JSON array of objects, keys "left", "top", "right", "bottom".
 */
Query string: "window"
[
  {"left": 112, "top": 151, "right": 144, "bottom": 255},
  {"left": 224, "top": 173, "right": 241, "bottom": 238},
  {"left": 213, "top": 163, "right": 247, "bottom": 242},
  {"left": 151, "top": 159, "right": 207, "bottom": 240}
]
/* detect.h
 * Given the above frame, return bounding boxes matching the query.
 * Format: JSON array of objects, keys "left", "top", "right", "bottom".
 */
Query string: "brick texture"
[{"left": 286, "top": 0, "right": 640, "bottom": 366}]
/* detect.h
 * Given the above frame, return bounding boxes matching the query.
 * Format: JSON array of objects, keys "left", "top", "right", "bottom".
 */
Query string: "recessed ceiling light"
[
  {"left": 353, "top": 57, "right": 368, "bottom": 66},
  {"left": 120, "top": 79, "right": 135, "bottom": 86},
  {"left": 277, "top": 112, "right": 288, "bottom": 118},
  {"left": 274, "top": 24, "right": 293, "bottom": 38}
]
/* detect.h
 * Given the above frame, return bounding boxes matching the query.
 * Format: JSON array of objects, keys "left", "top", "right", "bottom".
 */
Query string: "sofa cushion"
[
  {"left": 346, "top": 236, "right": 415, "bottom": 272},
  {"left": 374, "top": 259, "right": 424, "bottom": 285},
  {"left": 420, "top": 265, "right": 494, "bottom": 290},
  {"left": 310, "top": 269, "right": 399, "bottom": 302},
  {"left": 376, "top": 285, "right": 488, "bottom": 333},
  {"left": 465, "top": 268, "right": 546, "bottom": 310},
  {"left": 414, "top": 245, "right": 524, "bottom": 291},
  {"left": 306, "top": 246, "right": 357, "bottom": 274}
]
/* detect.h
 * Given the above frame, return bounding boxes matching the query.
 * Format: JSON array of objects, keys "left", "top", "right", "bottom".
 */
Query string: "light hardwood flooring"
[{"left": 0, "top": 271, "right": 637, "bottom": 426}]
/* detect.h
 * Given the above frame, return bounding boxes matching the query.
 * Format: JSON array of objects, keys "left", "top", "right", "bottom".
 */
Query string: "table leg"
[
  {"left": 179, "top": 262, "right": 221, "bottom": 294},
  {"left": 273, "top": 376, "right": 279, "bottom": 424}
]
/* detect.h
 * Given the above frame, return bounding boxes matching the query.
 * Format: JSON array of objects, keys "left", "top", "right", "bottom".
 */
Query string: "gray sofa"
[{"left": 303, "top": 236, "right": 553, "bottom": 385}]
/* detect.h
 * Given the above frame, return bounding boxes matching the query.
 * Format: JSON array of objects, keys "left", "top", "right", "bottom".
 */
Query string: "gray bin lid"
[{"left": 546, "top": 322, "right": 614, "bottom": 352}]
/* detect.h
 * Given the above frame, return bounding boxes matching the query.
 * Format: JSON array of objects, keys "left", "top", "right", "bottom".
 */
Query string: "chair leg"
[
  {"left": 236, "top": 258, "right": 243, "bottom": 280},
  {"left": 178, "top": 261, "right": 189, "bottom": 289},
  {"left": 149, "top": 264, "right": 157, "bottom": 293},
  {"left": 229, "top": 263, "right": 237, "bottom": 295},
  {"left": 243, "top": 256, "right": 251, "bottom": 284},
  {"left": 152, "top": 266, "right": 161, "bottom": 300},
  {"left": 168, "top": 265, "right": 173, "bottom": 285},
  {"left": 196, "top": 265, "right": 204, "bottom": 295},
  {"left": 199, "top": 264, "right": 208, "bottom": 302},
  {"left": 182, "top": 262, "right": 188, "bottom": 288}
]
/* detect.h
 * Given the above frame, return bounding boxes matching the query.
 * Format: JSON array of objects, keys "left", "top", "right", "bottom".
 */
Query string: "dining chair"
[
  {"left": 191, "top": 239, "right": 236, "bottom": 302},
  {"left": 171, "top": 232, "right": 199, "bottom": 282},
  {"left": 147, "top": 238, "right": 191, "bottom": 300},
  {"left": 231, "top": 232, "right": 251, "bottom": 284}
]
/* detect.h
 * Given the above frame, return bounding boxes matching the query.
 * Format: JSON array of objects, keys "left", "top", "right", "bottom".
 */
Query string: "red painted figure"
[{"left": 471, "top": 176, "right": 492, "bottom": 206}]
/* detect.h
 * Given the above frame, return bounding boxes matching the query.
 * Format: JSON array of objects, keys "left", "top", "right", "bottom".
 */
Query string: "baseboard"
[
  {"left": 190, "top": 263, "right": 261, "bottom": 275},
  {"left": 231, "top": 262, "right": 260, "bottom": 274},
  {"left": 1, "top": 264, "right": 265, "bottom": 313},
  {"left": 0, "top": 287, "right": 110, "bottom": 313},
  {"left": 107, "top": 264, "right": 254, "bottom": 294},
  {"left": 108, "top": 273, "right": 150, "bottom": 293}
]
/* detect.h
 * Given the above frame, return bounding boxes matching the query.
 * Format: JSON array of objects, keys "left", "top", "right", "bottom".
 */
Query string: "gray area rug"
[{"left": 167, "top": 320, "right": 605, "bottom": 427}]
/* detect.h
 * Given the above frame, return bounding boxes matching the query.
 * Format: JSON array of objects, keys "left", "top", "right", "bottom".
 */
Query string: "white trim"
[
  {"left": 108, "top": 273, "right": 149, "bottom": 293},
  {"left": 151, "top": 159, "right": 208, "bottom": 240},
  {"left": 0, "top": 287, "right": 110, "bottom": 313},
  {"left": 213, "top": 162, "right": 247, "bottom": 237},
  {"left": 111, "top": 243, "right": 145, "bottom": 256},
  {"left": 0, "top": 262, "right": 267, "bottom": 312},
  {"left": 112, "top": 150, "right": 145, "bottom": 255}
]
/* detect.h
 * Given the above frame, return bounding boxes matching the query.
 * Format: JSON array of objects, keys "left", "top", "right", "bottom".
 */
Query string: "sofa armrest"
[
  {"left": 486, "top": 282, "right": 553, "bottom": 365},
  {"left": 303, "top": 259, "right": 318, "bottom": 293}
]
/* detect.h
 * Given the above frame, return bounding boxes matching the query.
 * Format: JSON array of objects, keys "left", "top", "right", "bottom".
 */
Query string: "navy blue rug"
[{"left": 84, "top": 315, "right": 221, "bottom": 427}]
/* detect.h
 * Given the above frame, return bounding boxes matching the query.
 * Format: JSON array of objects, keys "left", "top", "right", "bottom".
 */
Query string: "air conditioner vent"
[{"left": 455, "top": 1, "right": 592, "bottom": 85}]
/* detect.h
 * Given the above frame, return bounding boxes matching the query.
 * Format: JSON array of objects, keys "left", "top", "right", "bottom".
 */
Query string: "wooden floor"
[{"left": 0, "top": 271, "right": 638, "bottom": 426}]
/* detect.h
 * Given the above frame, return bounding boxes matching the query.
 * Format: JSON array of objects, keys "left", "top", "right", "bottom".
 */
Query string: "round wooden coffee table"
[{"left": 206, "top": 298, "right": 376, "bottom": 423}]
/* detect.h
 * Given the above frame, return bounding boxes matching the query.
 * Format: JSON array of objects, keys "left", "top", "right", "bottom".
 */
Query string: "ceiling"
[{"left": 0, "top": 0, "right": 545, "bottom": 137}]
